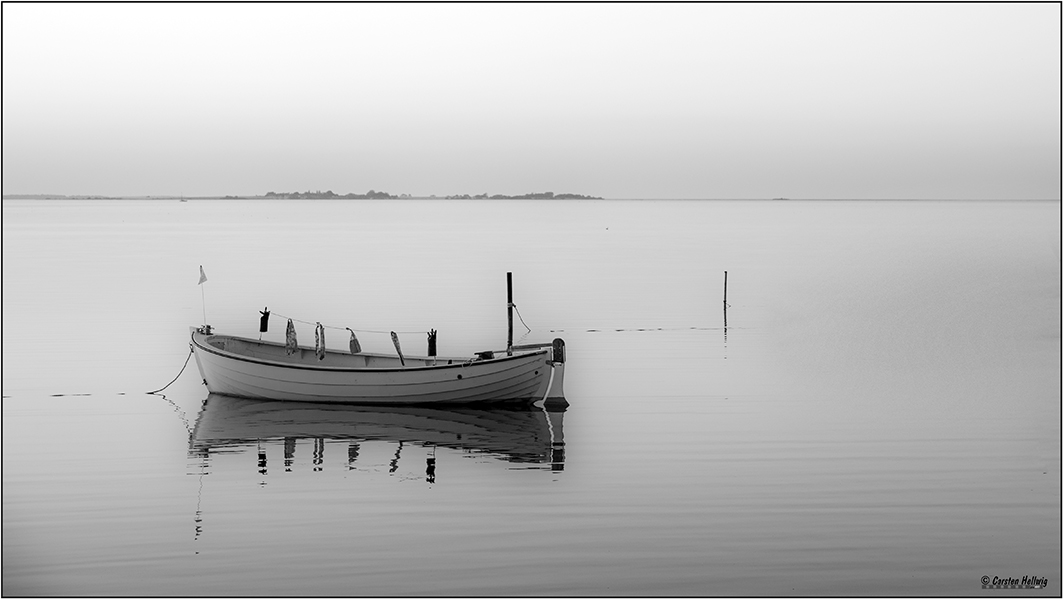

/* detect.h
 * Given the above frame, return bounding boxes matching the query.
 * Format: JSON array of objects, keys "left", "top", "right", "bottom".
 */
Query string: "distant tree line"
[
  {"left": 260, "top": 190, "right": 601, "bottom": 200},
  {"left": 263, "top": 190, "right": 399, "bottom": 199}
]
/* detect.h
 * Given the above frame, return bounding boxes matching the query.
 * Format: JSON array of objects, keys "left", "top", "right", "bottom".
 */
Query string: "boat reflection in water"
[{"left": 188, "top": 394, "right": 567, "bottom": 477}]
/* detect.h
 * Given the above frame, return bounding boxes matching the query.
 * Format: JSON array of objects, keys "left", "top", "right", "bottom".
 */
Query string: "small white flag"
[{"left": 198, "top": 266, "right": 208, "bottom": 285}]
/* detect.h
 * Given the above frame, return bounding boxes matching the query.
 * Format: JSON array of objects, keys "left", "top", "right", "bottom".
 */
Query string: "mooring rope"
[
  {"left": 512, "top": 303, "right": 533, "bottom": 334},
  {"left": 148, "top": 344, "right": 194, "bottom": 394},
  {"left": 146, "top": 345, "right": 196, "bottom": 438}
]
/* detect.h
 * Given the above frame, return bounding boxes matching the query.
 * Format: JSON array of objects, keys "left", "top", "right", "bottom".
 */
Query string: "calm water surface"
[{"left": 3, "top": 199, "right": 1060, "bottom": 596}]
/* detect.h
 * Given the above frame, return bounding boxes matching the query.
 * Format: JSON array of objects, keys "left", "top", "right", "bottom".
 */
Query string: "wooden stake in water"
[{"left": 723, "top": 270, "right": 728, "bottom": 331}]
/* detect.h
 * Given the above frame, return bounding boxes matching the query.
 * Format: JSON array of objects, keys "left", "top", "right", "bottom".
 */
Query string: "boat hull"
[{"left": 191, "top": 329, "right": 566, "bottom": 405}]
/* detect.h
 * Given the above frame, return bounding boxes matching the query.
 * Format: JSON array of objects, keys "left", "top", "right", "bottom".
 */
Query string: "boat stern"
[{"left": 543, "top": 338, "right": 568, "bottom": 409}]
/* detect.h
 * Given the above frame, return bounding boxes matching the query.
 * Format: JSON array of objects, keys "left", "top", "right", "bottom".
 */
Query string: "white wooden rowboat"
[
  {"left": 189, "top": 272, "right": 566, "bottom": 406},
  {"left": 190, "top": 327, "right": 566, "bottom": 405}
]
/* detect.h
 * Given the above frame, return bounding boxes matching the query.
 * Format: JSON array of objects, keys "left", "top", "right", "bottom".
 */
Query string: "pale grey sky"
[{"left": 2, "top": 3, "right": 1059, "bottom": 199}]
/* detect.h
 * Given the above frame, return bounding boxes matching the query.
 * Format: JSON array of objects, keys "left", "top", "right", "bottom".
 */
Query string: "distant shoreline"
[
  {"left": 2, "top": 191, "right": 604, "bottom": 201},
  {"left": 0, "top": 195, "right": 604, "bottom": 201}
]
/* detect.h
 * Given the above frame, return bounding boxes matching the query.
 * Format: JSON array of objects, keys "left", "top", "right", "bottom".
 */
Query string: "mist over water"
[{"left": 3, "top": 199, "right": 1059, "bottom": 596}]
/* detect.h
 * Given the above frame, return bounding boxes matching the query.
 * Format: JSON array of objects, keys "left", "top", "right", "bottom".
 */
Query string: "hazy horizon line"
[{"left": 4, "top": 195, "right": 1059, "bottom": 202}]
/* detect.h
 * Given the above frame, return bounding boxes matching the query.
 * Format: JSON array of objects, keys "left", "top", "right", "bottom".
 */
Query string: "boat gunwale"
[{"left": 191, "top": 331, "right": 549, "bottom": 374}]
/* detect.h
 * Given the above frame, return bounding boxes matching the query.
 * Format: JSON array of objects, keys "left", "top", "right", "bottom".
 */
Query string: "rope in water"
[{"left": 153, "top": 391, "right": 194, "bottom": 437}]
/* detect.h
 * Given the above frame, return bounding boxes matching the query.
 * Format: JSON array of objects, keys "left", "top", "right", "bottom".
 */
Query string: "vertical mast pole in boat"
[{"left": 507, "top": 272, "right": 514, "bottom": 356}]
